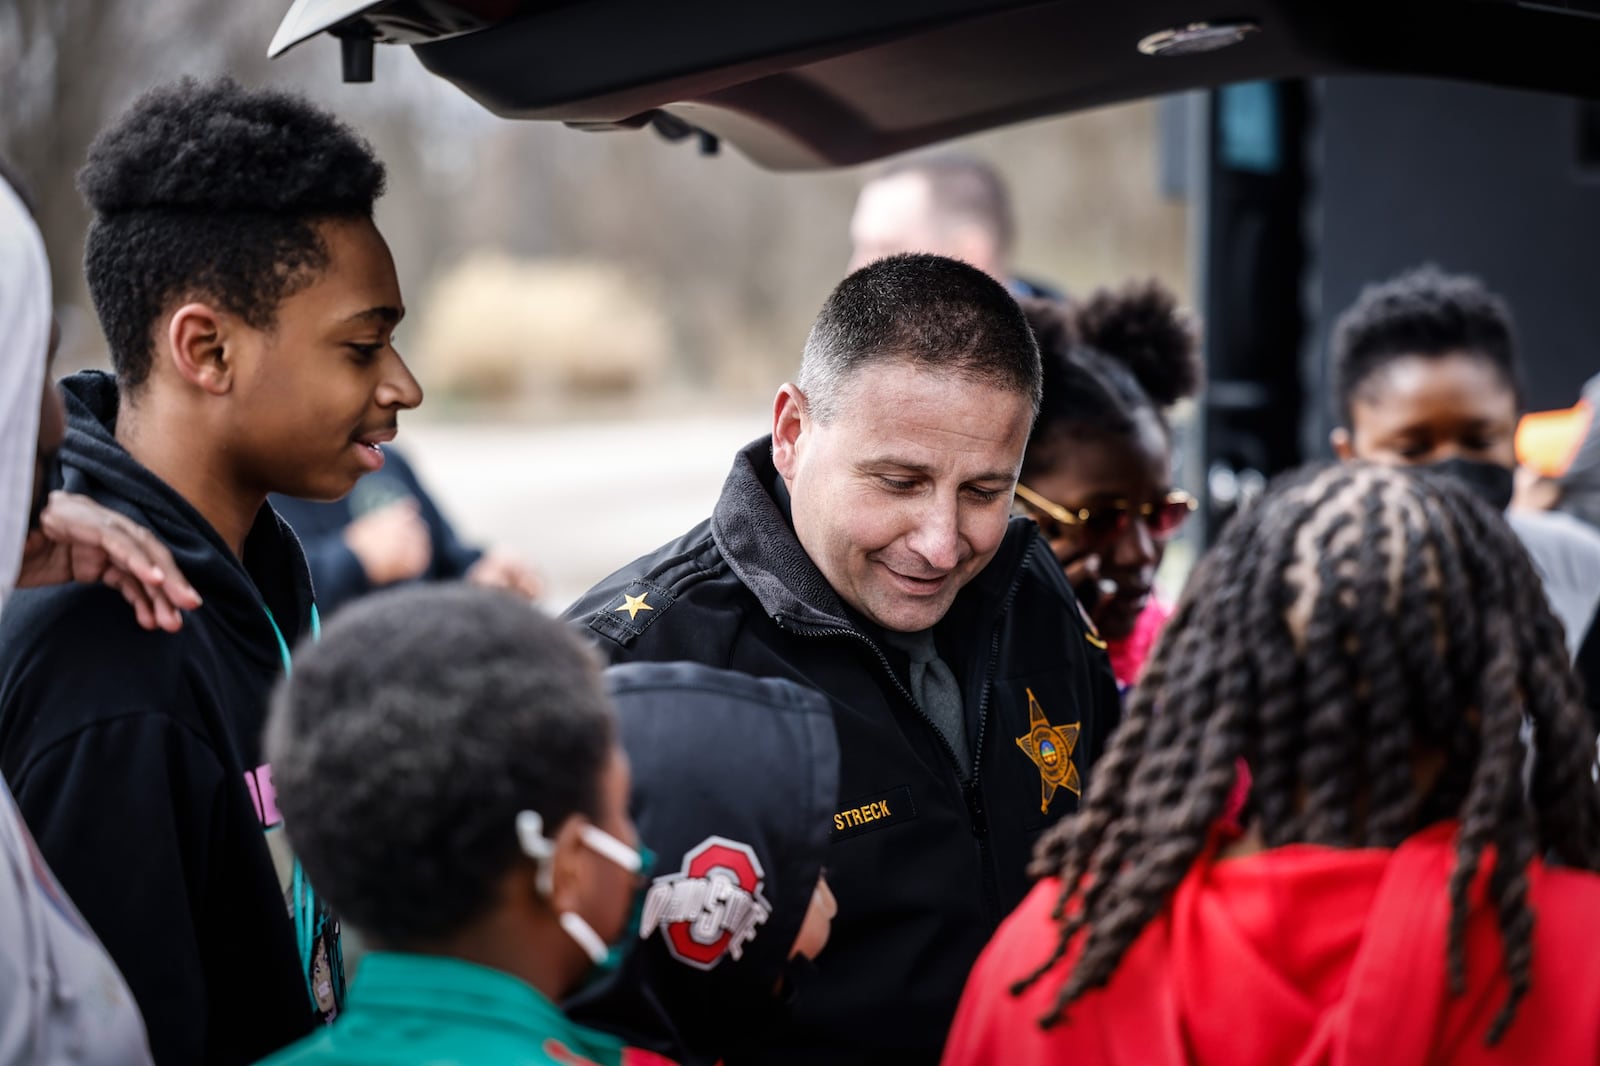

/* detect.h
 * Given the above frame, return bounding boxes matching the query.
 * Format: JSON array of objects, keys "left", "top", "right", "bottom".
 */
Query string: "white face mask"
[{"left": 515, "top": 809, "right": 646, "bottom": 965}]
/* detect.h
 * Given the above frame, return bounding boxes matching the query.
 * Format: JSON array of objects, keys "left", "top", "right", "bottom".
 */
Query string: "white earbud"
[
  {"left": 516, "top": 807, "right": 635, "bottom": 965},
  {"left": 516, "top": 810, "right": 557, "bottom": 897}
]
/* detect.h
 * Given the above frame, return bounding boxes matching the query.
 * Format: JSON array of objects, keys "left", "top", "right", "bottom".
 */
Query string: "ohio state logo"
[{"left": 640, "top": 835, "right": 772, "bottom": 971}]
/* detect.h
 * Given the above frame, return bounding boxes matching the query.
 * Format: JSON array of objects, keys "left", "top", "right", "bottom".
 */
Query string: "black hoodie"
[
  {"left": 0, "top": 372, "right": 328, "bottom": 1065},
  {"left": 570, "top": 662, "right": 839, "bottom": 1066}
]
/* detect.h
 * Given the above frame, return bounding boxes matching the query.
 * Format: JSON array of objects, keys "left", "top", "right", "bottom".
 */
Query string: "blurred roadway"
[{"left": 399, "top": 409, "right": 771, "bottom": 611}]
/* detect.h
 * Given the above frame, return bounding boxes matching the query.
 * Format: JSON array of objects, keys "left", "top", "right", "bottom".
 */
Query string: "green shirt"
[{"left": 257, "top": 952, "right": 671, "bottom": 1066}]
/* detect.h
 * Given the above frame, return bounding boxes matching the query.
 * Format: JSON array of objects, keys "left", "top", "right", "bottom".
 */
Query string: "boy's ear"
[
  {"left": 546, "top": 815, "right": 590, "bottom": 914},
  {"left": 166, "top": 302, "right": 235, "bottom": 395}
]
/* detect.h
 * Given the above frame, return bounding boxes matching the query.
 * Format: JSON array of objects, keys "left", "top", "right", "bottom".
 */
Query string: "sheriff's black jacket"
[{"left": 565, "top": 437, "right": 1121, "bottom": 1065}]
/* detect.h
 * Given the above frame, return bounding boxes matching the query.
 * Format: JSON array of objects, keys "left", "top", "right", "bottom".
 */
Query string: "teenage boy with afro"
[{"left": 0, "top": 78, "right": 423, "bottom": 1065}]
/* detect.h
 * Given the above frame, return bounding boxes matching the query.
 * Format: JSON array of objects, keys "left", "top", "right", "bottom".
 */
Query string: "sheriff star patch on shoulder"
[
  {"left": 641, "top": 835, "right": 773, "bottom": 971},
  {"left": 1015, "top": 688, "right": 1081, "bottom": 813},
  {"left": 589, "top": 579, "right": 676, "bottom": 644}
]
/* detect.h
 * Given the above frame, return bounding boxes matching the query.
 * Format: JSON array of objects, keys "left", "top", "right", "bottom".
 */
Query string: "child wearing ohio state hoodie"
[
  {"left": 0, "top": 79, "right": 422, "bottom": 1066},
  {"left": 942, "top": 463, "right": 1600, "bottom": 1066},
  {"left": 571, "top": 662, "right": 841, "bottom": 1066}
]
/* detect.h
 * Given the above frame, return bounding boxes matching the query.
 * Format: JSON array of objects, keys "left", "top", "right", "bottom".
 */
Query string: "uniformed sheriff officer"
[{"left": 565, "top": 252, "right": 1122, "bottom": 1065}]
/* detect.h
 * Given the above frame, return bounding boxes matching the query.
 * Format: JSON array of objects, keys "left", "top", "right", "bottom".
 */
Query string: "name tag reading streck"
[{"left": 831, "top": 785, "right": 917, "bottom": 841}]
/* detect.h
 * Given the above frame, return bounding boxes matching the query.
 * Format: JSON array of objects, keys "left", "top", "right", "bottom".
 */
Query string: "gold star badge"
[
  {"left": 1015, "top": 688, "right": 1081, "bottom": 813},
  {"left": 615, "top": 592, "right": 654, "bottom": 621}
]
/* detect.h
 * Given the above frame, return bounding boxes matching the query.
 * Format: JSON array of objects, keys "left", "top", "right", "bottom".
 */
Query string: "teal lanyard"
[
  {"left": 263, "top": 604, "right": 322, "bottom": 675},
  {"left": 261, "top": 602, "right": 342, "bottom": 1018}
]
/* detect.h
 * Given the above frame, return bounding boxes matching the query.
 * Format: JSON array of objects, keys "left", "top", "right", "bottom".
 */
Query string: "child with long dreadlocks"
[{"left": 941, "top": 462, "right": 1600, "bottom": 1066}]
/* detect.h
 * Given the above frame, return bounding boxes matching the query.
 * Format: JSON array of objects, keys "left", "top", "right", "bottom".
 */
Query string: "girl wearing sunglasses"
[{"left": 1016, "top": 283, "right": 1200, "bottom": 687}]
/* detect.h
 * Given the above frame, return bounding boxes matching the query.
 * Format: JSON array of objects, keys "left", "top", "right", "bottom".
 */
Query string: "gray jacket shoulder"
[{"left": 1507, "top": 509, "right": 1600, "bottom": 653}]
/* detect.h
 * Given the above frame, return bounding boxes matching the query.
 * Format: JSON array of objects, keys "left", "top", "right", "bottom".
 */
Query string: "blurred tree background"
[
  {"left": 2, "top": 1, "right": 1193, "bottom": 601},
  {"left": 1, "top": 0, "right": 1188, "bottom": 416}
]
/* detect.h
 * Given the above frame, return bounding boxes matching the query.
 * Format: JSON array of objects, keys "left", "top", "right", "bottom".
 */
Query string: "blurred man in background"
[{"left": 847, "top": 154, "right": 1062, "bottom": 299}]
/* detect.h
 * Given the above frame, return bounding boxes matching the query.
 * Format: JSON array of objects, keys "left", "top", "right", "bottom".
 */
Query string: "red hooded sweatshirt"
[{"left": 942, "top": 823, "right": 1600, "bottom": 1066}]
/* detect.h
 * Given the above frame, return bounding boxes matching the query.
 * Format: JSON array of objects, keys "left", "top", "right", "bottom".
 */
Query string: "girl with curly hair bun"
[
  {"left": 943, "top": 462, "right": 1600, "bottom": 1066},
  {"left": 1015, "top": 282, "right": 1201, "bottom": 687}
]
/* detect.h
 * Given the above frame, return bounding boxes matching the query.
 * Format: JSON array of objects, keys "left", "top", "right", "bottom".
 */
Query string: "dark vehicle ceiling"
[{"left": 271, "top": 0, "right": 1600, "bottom": 169}]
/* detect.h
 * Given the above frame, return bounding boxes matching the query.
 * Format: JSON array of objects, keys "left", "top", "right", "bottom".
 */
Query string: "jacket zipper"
[
  {"left": 966, "top": 565, "right": 1027, "bottom": 927},
  {"left": 772, "top": 618, "right": 968, "bottom": 780},
  {"left": 776, "top": 550, "right": 1030, "bottom": 928}
]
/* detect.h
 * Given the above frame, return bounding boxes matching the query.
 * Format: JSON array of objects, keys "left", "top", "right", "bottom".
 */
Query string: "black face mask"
[{"left": 1418, "top": 456, "right": 1514, "bottom": 512}]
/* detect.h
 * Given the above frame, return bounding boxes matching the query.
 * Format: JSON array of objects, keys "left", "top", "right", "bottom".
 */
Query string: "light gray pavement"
[{"left": 397, "top": 408, "right": 771, "bottom": 611}]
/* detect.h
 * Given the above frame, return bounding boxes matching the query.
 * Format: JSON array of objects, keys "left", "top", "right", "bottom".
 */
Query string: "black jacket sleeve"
[
  {"left": 378, "top": 448, "right": 483, "bottom": 581},
  {"left": 414, "top": 483, "right": 484, "bottom": 580},
  {"left": 296, "top": 534, "right": 374, "bottom": 614},
  {"left": 8, "top": 712, "right": 225, "bottom": 1066}
]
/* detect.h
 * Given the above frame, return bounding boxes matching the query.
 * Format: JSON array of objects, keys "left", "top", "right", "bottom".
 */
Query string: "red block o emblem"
[{"left": 643, "top": 835, "right": 773, "bottom": 971}]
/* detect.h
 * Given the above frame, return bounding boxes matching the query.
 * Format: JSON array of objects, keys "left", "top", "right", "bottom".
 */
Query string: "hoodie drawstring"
[{"left": 263, "top": 604, "right": 343, "bottom": 1019}]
